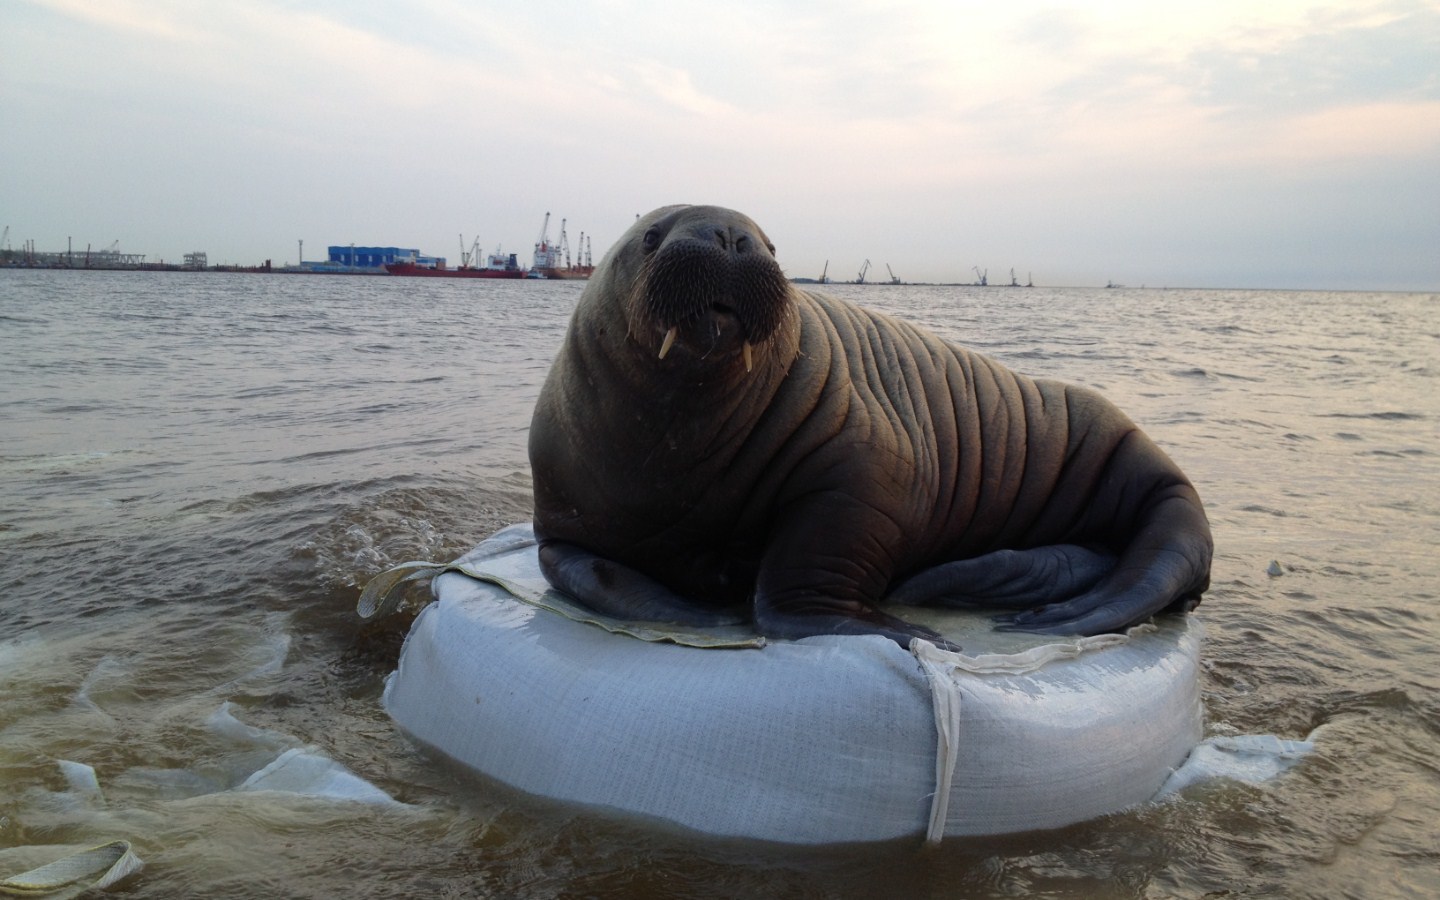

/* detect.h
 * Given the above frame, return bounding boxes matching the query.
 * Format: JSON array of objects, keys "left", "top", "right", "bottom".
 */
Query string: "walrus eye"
[
  {"left": 766, "top": 242, "right": 776, "bottom": 256},
  {"left": 642, "top": 228, "right": 662, "bottom": 253}
]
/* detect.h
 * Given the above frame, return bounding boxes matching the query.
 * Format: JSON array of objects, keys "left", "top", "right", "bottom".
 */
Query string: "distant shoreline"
[{"left": 2, "top": 264, "right": 1433, "bottom": 294}]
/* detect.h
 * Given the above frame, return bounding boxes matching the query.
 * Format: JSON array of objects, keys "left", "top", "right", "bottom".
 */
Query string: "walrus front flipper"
[
  {"left": 537, "top": 541, "right": 743, "bottom": 627},
  {"left": 752, "top": 504, "right": 962, "bottom": 651},
  {"left": 886, "top": 546, "right": 1117, "bottom": 610}
]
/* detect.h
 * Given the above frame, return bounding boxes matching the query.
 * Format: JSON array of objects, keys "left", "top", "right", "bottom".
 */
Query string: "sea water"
[{"left": 1, "top": 269, "right": 1436, "bottom": 897}]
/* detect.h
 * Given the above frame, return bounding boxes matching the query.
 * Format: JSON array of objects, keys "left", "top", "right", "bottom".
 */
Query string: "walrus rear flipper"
[
  {"left": 997, "top": 489, "right": 1212, "bottom": 635},
  {"left": 537, "top": 541, "right": 744, "bottom": 627},
  {"left": 886, "top": 545, "right": 1117, "bottom": 610}
]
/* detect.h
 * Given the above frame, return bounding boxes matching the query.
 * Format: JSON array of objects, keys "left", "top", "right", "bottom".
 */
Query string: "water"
[{"left": 2, "top": 269, "right": 1437, "bottom": 898}]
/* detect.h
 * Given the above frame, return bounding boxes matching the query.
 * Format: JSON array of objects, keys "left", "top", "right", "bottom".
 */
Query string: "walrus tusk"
[
  {"left": 658, "top": 326, "right": 678, "bottom": 360},
  {"left": 743, "top": 341, "right": 754, "bottom": 373}
]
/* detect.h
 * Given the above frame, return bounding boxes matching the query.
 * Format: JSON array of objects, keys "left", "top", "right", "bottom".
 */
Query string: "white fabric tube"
[{"left": 382, "top": 525, "right": 1204, "bottom": 844}]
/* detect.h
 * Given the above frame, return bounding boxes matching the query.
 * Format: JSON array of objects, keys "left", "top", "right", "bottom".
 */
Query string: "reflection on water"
[{"left": 1, "top": 270, "right": 1437, "bottom": 897}]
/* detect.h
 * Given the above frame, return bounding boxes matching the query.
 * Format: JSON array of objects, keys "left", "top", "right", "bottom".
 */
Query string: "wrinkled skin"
[{"left": 528, "top": 205, "right": 1212, "bottom": 648}]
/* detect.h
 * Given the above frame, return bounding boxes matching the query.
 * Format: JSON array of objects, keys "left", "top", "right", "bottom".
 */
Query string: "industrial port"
[
  {"left": 1, "top": 220, "right": 1033, "bottom": 287},
  {"left": 0, "top": 214, "right": 598, "bottom": 280}
]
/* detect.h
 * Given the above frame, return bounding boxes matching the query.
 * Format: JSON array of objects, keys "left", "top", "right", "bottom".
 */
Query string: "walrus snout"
[{"left": 636, "top": 231, "right": 791, "bottom": 370}]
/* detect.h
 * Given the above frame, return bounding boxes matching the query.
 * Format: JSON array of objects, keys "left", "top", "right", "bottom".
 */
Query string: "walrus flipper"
[
  {"left": 998, "top": 490, "right": 1212, "bottom": 635},
  {"left": 886, "top": 545, "right": 1117, "bottom": 610},
  {"left": 752, "top": 503, "right": 963, "bottom": 651},
  {"left": 537, "top": 540, "right": 744, "bottom": 627}
]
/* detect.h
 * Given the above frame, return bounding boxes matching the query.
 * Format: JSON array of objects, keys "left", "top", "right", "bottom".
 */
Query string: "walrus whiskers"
[{"left": 658, "top": 326, "right": 678, "bottom": 360}]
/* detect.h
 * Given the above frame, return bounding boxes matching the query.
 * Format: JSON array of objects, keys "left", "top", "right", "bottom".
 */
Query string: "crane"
[
  {"left": 458, "top": 234, "right": 481, "bottom": 268},
  {"left": 855, "top": 259, "right": 870, "bottom": 284},
  {"left": 558, "top": 218, "right": 571, "bottom": 269},
  {"left": 819, "top": 260, "right": 829, "bottom": 283},
  {"left": 533, "top": 212, "right": 561, "bottom": 270},
  {"left": 886, "top": 263, "right": 901, "bottom": 285},
  {"left": 973, "top": 266, "right": 988, "bottom": 286}
]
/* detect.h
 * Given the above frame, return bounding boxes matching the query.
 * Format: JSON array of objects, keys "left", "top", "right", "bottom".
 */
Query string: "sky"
[{"left": 4, "top": 0, "right": 1438, "bottom": 290}]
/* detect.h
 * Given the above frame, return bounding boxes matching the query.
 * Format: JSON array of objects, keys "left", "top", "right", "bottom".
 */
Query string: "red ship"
[{"left": 386, "top": 250, "right": 525, "bottom": 279}]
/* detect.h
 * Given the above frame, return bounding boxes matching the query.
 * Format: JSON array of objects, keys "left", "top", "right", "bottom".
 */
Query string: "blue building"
[{"left": 327, "top": 246, "right": 445, "bottom": 269}]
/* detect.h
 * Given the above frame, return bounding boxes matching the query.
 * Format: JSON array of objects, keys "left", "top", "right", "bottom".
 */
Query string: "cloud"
[
  {"left": 28, "top": 0, "right": 203, "bottom": 40},
  {"left": 1189, "top": 2, "right": 1440, "bottom": 113},
  {"left": 4, "top": 0, "right": 1436, "bottom": 287}
]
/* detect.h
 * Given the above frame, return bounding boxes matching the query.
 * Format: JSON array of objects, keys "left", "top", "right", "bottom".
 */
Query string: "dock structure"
[{"left": 3, "top": 240, "right": 150, "bottom": 269}]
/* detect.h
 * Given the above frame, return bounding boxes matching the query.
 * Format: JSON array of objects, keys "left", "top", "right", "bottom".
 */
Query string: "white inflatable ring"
[{"left": 381, "top": 525, "right": 1203, "bottom": 844}]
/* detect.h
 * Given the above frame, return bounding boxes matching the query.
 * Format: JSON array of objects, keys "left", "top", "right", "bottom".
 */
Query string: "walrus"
[{"left": 528, "top": 204, "right": 1211, "bottom": 648}]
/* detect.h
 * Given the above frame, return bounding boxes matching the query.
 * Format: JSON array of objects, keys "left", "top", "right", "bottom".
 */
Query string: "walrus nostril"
[{"left": 735, "top": 234, "right": 751, "bottom": 254}]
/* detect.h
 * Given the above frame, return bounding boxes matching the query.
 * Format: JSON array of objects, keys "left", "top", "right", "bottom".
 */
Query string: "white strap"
[
  {"left": 911, "top": 640, "right": 963, "bottom": 844},
  {"left": 908, "top": 626, "right": 1148, "bottom": 843}
]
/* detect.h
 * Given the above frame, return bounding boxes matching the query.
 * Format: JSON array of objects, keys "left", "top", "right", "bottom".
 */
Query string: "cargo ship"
[
  {"left": 531, "top": 213, "right": 595, "bottom": 280},
  {"left": 385, "top": 250, "right": 525, "bottom": 279}
]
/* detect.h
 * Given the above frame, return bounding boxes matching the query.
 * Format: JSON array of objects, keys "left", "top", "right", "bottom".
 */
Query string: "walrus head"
[{"left": 617, "top": 205, "right": 795, "bottom": 374}]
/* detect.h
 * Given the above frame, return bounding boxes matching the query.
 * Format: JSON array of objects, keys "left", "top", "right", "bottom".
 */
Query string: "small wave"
[
  {"left": 108, "top": 311, "right": 176, "bottom": 322},
  {"left": 1216, "top": 417, "right": 1280, "bottom": 430},
  {"left": 231, "top": 384, "right": 307, "bottom": 400},
  {"left": 223, "top": 476, "right": 420, "bottom": 511},
  {"left": 274, "top": 438, "right": 450, "bottom": 464},
  {"left": 1201, "top": 324, "right": 1260, "bottom": 335},
  {"left": 1326, "top": 687, "right": 1415, "bottom": 715},
  {"left": 0, "top": 450, "right": 129, "bottom": 476},
  {"left": 351, "top": 402, "right": 404, "bottom": 415},
  {"left": 299, "top": 475, "right": 531, "bottom": 593},
  {"left": 1241, "top": 504, "right": 1297, "bottom": 518},
  {"left": 1172, "top": 367, "right": 1263, "bottom": 382},
  {"left": 1323, "top": 411, "right": 1424, "bottom": 421}
]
